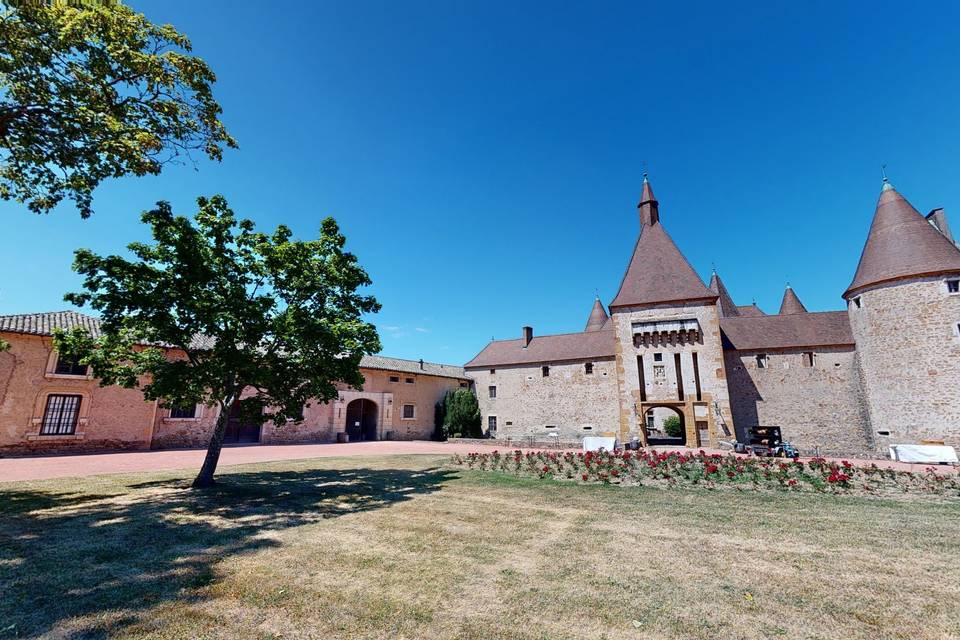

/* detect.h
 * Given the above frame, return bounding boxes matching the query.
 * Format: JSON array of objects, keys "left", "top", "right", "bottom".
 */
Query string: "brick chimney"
[{"left": 522, "top": 326, "right": 533, "bottom": 348}]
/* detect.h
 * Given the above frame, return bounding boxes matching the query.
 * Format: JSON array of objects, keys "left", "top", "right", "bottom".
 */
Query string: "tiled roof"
[
  {"left": 610, "top": 222, "right": 717, "bottom": 308},
  {"left": 736, "top": 304, "right": 766, "bottom": 317},
  {"left": 359, "top": 354, "right": 467, "bottom": 380},
  {"left": 0, "top": 311, "right": 466, "bottom": 379},
  {"left": 845, "top": 183, "right": 960, "bottom": 297},
  {"left": 778, "top": 286, "right": 808, "bottom": 315},
  {"left": 465, "top": 329, "right": 615, "bottom": 368},
  {"left": 709, "top": 273, "right": 741, "bottom": 318},
  {"left": 720, "top": 311, "right": 853, "bottom": 351},
  {"left": 0, "top": 310, "right": 104, "bottom": 338},
  {"left": 584, "top": 298, "right": 609, "bottom": 332}
]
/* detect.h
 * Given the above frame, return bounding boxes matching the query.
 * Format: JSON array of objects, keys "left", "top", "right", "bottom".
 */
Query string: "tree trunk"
[{"left": 192, "top": 396, "right": 234, "bottom": 488}]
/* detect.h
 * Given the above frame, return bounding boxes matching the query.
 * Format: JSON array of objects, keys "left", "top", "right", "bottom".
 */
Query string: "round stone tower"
[{"left": 844, "top": 180, "right": 960, "bottom": 450}]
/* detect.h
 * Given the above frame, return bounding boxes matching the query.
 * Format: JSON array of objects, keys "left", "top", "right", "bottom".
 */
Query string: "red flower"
[
  {"left": 705, "top": 463, "right": 719, "bottom": 475},
  {"left": 582, "top": 473, "right": 588, "bottom": 481},
  {"left": 542, "top": 465, "right": 550, "bottom": 473},
  {"left": 787, "top": 479, "right": 798, "bottom": 487}
]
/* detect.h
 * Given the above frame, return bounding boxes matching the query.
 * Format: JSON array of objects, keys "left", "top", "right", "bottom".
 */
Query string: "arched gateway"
[{"left": 345, "top": 398, "right": 378, "bottom": 441}]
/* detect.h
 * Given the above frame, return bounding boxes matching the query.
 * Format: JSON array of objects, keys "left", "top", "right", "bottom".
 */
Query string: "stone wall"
[
  {"left": 466, "top": 358, "right": 619, "bottom": 441},
  {"left": 0, "top": 333, "right": 156, "bottom": 454},
  {"left": 724, "top": 346, "right": 874, "bottom": 456},
  {"left": 848, "top": 274, "right": 960, "bottom": 449},
  {"left": 611, "top": 300, "right": 735, "bottom": 445}
]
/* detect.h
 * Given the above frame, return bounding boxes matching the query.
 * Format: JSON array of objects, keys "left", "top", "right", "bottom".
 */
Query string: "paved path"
[
  {"left": 1, "top": 440, "right": 955, "bottom": 482},
  {"left": 0, "top": 441, "right": 485, "bottom": 482}
]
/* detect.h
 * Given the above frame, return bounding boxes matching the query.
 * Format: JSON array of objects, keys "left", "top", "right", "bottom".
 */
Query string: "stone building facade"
[
  {"left": 0, "top": 312, "right": 469, "bottom": 455},
  {"left": 466, "top": 177, "right": 960, "bottom": 456}
]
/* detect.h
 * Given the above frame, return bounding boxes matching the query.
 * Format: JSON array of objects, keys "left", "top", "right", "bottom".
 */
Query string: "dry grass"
[{"left": 1, "top": 454, "right": 958, "bottom": 639}]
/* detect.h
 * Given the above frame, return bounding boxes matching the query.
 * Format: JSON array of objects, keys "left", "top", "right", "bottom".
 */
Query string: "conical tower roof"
[
  {"left": 845, "top": 182, "right": 960, "bottom": 298},
  {"left": 610, "top": 178, "right": 717, "bottom": 308},
  {"left": 584, "top": 297, "right": 609, "bottom": 332},
  {"left": 778, "top": 285, "right": 808, "bottom": 315},
  {"left": 709, "top": 271, "right": 741, "bottom": 317}
]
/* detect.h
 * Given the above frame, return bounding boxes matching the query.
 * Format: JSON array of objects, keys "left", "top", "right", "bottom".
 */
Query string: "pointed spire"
[
  {"left": 709, "top": 271, "right": 741, "bottom": 317},
  {"left": 584, "top": 297, "right": 609, "bottom": 332},
  {"left": 778, "top": 285, "right": 808, "bottom": 315},
  {"left": 845, "top": 181, "right": 960, "bottom": 298},
  {"left": 638, "top": 173, "right": 659, "bottom": 226}
]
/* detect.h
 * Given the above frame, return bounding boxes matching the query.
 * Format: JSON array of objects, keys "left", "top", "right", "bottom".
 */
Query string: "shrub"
[
  {"left": 662, "top": 415, "right": 683, "bottom": 438},
  {"left": 442, "top": 389, "right": 482, "bottom": 439}
]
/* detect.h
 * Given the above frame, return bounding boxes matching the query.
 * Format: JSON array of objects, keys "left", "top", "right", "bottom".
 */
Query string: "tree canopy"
[
  {"left": 55, "top": 195, "right": 381, "bottom": 486},
  {"left": 0, "top": 1, "right": 236, "bottom": 217}
]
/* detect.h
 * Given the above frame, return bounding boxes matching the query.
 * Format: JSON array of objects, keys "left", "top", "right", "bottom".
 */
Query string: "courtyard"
[{"left": 2, "top": 454, "right": 958, "bottom": 639}]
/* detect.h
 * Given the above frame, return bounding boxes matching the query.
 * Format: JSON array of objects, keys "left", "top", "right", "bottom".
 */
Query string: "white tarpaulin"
[
  {"left": 582, "top": 436, "right": 617, "bottom": 452},
  {"left": 889, "top": 444, "right": 958, "bottom": 464}
]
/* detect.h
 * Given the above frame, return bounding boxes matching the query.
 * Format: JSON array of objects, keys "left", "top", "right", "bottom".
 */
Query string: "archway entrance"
[
  {"left": 345, "top": 398, "right": 378, "bottom": 441},
  {"left": 643, "top": 405, "right": 686, "bottom": 446}
]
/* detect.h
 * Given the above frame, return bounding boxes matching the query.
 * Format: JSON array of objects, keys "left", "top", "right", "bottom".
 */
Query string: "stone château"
[{"left": 465, "top": 177, "right": 960, "bottom": 456}]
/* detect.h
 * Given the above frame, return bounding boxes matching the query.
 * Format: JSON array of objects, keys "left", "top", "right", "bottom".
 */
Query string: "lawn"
[{"left": 1, "top": 455, "right": 958, "bottom": 639}]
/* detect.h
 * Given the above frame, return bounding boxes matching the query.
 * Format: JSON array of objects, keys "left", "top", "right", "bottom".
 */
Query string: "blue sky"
[{"left": 3, "top": 1, "right": 960, "bottom": 364}]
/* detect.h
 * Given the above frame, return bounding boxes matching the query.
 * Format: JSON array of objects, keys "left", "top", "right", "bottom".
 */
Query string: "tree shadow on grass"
[{"left": 0, "top": 466, "right": 456, "bottom": 639}]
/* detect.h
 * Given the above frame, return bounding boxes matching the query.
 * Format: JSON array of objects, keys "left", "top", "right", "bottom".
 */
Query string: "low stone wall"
[{"left": 446, "top": 437, "right": 580, "bottom": 449}]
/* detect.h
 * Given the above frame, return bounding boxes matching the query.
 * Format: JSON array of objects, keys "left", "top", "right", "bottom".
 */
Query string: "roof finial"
[
  {"left": 711, "top": 262, "right": 717, "bottom": 275},
  {"left": 786, "top": 281, "right": 791, "bottom": 289},
  {"left": 881, "top": 164, "right": 893, "bottom": 191}
]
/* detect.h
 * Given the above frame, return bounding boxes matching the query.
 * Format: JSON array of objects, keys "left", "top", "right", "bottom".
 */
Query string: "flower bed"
[{"left": 451, "top": 449, "right": 960, "bottom": 498}]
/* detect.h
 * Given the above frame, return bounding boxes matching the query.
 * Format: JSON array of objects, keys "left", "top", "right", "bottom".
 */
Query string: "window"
[
  {"left": 54, "top": 355, "right": 88, "bottom": 376},
  {"left": 40, "top": 394, "right": 81, "bottom": 435},
  {"left": 584, "top": 362, "right": 594, "bottom": 375},
  {"left": 853, "top": 297, "right": 862, "bottom": 309},
  {"left": 545, "top": 425, "right": 556, "bottom": 429},
  {"left": 756, "top": 354, "right": 768, "bottom": 369},
  {"left": 401, "top": 404, "right": 415, "bottom": 419},
  {"left": 489, "top": 368, "right": 496, "bottom": 375},
  {"left": 459, "top": 381, "right": 468, "bottom": 388},
  {"left": 488, "top": 385, "right": 497, "bottom": 398},
  {"left": 170, "top": 404, "right": 197, "bottom": 419},
  {"left": 388, "top": 375, "right": 400, "bottom": 383},
  {"left": 803, "top": 351, "right": 815, "bottom": 367},
  {"left": 653, "top": 353, "right": 663, "bottom": 362},
  {"left": 947, "top": 279, "right": 960, "bottom": 294},
  {"left": 405, "top": 377, "right": 415, "bottom": 384},
  {"left": 488, "top": 416, "right": 497, "bottom": 432},
  {"left": 582, "top": 425, "right": 593, "bottom": 431},
  {"left": 541, "top": 366, "right": 550, "bottom": 377}
]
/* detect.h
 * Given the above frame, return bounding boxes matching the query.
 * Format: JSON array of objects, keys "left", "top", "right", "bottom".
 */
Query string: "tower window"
[
  {"left": 489, "top": 368, "right": 496, "bottom": 375},
  {"left": 653, "top": 353, "right": 663, "bottom": 362},
  {"left": 853, "top": 297, "right": 862, "bottom": 309},
  {"left": 488, "top": 385, "right": 497, "bottom": 398},
  {"left": 542, "top": 366, "right": 550, "bottom": 377},
  {"left": 947, "top": 279, "right": 960, "bottom": 294},
  {"left": 488, "top": 416, "right": 497, "bottom": 431},
  {"left": 584, "top": 362, "right": 594, "bottom": 374},
  {"left": 803, "top": 352, "right": 815, "bottom": 367},
  {"left": 756, "top": 354, "right": 768, "bottom": 369}
]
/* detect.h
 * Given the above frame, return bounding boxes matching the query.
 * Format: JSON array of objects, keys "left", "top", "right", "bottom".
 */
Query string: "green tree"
[
  {"left": 0, "top": 1, "right": 236, "bottom": 217},
  {"left": 54, "top": 195, "right": 381, "bottom": 487},
  {"left": 662, "top": 414, "right": 683, "bottom": 438},
  {"left": 442, "top": 389, "right": 481, "bottom": 439}
]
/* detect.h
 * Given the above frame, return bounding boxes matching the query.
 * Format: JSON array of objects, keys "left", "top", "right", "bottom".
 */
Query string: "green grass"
[{"left": 1, "top": 455, "right": 958, "bottom": 639}]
